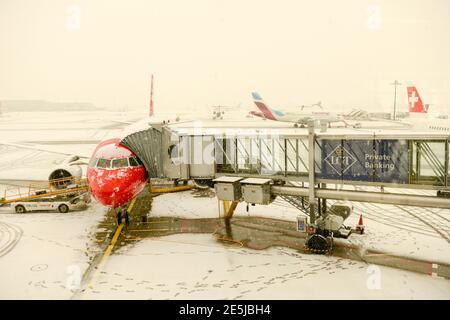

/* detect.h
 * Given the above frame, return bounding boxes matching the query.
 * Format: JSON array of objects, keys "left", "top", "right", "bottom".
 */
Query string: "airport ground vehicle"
[{"left": 11, "top": 193, "right": 89, "bottom": 214}]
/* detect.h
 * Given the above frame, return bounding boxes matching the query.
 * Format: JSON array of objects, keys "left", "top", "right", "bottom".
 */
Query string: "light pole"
[{"left": 390, "top": 80, "right": 402, "bottom": 120}]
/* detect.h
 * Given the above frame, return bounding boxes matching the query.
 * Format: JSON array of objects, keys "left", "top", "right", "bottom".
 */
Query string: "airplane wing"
[
  {"left": 0, "top": 141, "right": 91, "bottom": 159},
  {"left": 297, "top": 116, "right": 314, "bottom": 123},
  {"left": 0, "top": 141, "right": 92, "bottom": 185},
  {"left": 360, "top": 117, "right": 412, "bottom": 127},
  {"left": 107, "top": 119, "right": 135, "bottom": 125}
]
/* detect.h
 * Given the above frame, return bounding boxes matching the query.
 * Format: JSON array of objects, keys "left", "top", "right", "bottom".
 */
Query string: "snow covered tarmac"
[
  {"left": 0, "top": 201, "right": 106, "bottom": 299},
  {"left": 0, "top": 220, "right": 22, "bottom": 257},
  {"left": 152, "top": 191, "right": 450, "bottom": 265},
  {"left": 81, "top": 233, "right": 450, "bottom": 300},
  {"left": 0, "top": 186, "right": 449, "bottom": 299},
  {"left": 76, "top": 186, "right": 450, "bottom": 299}
]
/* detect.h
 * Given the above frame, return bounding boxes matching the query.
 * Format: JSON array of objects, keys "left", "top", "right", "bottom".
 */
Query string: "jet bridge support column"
[
  {"left": 319, "top": 183, "right": 327, "bottom": 215},
  {"left": 308, "top": 122, "right": 316, "bottom": 224},
  {"left": 445, "top": 139, "right": 449, "bottom": 187},
  {"left": 223, "top": 200, "right": 239, "bottom": 219}
]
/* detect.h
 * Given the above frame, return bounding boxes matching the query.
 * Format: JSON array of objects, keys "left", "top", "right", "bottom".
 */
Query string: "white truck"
[{"left": 11, "top": 193, "right": 89, "bottom": 214}]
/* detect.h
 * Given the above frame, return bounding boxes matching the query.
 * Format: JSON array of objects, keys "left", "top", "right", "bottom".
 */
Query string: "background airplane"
[
  {"left": 249, "top": 92, "right": 345, "bottom": 127},
  {"left": 403, "top": 86, "right": 450, "bottom": 132},
  {"left": 299, "top": 101, "right": 323, "bottom": 111}
]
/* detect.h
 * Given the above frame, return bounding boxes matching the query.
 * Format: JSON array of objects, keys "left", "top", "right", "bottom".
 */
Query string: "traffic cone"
[
  {"left": 358, "top": 214, "right": 364, "bottom": 226},
  {"left": 356, "top": 214, "right": 365, "bottom": 234}
]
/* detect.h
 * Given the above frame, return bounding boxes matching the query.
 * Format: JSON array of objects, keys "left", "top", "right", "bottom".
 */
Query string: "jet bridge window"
[
  {"left": 97, "top": 158, "right": 111, "bottom": 169},
  {"left": 111, "top": 158, "right": 129, "bottom": 168}
]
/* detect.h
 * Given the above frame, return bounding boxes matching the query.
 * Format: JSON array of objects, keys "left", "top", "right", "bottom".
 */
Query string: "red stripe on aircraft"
[{"left": 254, "top": 101, "right": 277, "bottom": 120}]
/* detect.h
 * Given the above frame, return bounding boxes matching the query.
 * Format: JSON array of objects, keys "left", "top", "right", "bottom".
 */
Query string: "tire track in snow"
[
  {"left": 395, "top": 206, "right": 450, "bottom": 243},
  {"left": 0, "top": 221, "right": 23, "bottom": 257},
  {"left": 352, "top": 202, "right": 442, "bottom": 238}
]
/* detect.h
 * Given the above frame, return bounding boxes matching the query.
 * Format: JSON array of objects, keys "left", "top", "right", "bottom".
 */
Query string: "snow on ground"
[
  {"left": 0, "top": 111, "right": 142, "bottom": 132},
  {"left": 0, "top": 147, "right": 67, "bottom": 182},
  {"left": 0, "top": 145, "right": 66, "bottom": 170},
  {"left": 31, "top": 144, "right": 98, "bottom": 159},
  {"left": 151, "top": 190, "right": 300, "bottom": 221},
  {"left": 152, "top": 191, "right": 450, "bottom": 264},
  {"left": 0, "top": 188, "right": 447, "bottom": 300},
  {"left": 82, "top": 233, "right": 450, "bottom": 300},
  {"left": 0, "top": 200, "right": 106, "bottom": 299},
  {"left": 342, "top": 205, "right": 450, "bottom": 265},
  {"left": 0, "top": 111, "right": 127, "bottom": 159}
]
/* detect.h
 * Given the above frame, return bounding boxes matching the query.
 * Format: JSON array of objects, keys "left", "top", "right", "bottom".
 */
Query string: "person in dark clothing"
[
  {"left": 125, "top": 210, "right": 130, "bottom": 228},
  {"left": 117, "top": 208, "right": 122, "bottom": 225}
]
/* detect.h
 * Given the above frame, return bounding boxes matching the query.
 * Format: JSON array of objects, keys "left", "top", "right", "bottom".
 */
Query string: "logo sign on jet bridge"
[{"left": 318, "top": 140, "right": 409, "bottom": 183}]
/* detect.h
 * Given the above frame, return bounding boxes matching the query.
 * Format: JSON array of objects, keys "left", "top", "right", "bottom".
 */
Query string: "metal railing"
[{"left": 1, "top": 176, "right": 88, "bottom": 204}]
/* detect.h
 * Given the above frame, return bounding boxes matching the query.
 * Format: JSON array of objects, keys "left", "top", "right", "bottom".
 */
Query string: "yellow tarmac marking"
[
  {"left": 138, "top": 221, "right": 172, "bottom": 224},
  {"left": 127, "top": 197, "right": 138, "bottom": 213},
  {"left": 124, "top": 237, "right": 145, "bottom": 241},
  {"left": 84, "top": 223, "right": 123, "bottom": 295},
  {"left": 102, "top": 224, "right": 123, "bottom": 260},
  {"left": 363, "top": 253, "right": 394, "bottom": 258},
  {"left": 123, "top": 235, "right": 236, "bottom": 250},
  {"left": 150, "top": 185, "right": 193, "bottom": 193},
  {"left": 215, "top": 236, "right": 244, "bottom": 247},
  {"left": 127, "top": 228, "right": 171, "bottom": 232},
  {"left": 82, "top": 195, "right": 141, "bottom": 297}
]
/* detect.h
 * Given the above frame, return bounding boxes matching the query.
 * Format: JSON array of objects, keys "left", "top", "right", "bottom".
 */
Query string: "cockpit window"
[
  {"left": 97, "top": 158, "right": 111, "bottom": 168},
  {"left": 112, "top": 158, "right": 129, "bottom": 168},
  {"left": 129, "top": 157, "right": 139, "bottom": 167},
  {"left": 95, "top": 157, "right": 142, "bottom": 169}
]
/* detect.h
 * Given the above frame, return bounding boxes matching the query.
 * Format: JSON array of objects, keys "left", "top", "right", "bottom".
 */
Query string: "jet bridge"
[
  {"left": 120, "top": 126, "right": 164, "bottom": 178},
  {"left": 119, "top": 120, "right": 450, "bottom": 252},
  {"left": 160, "top": 121, "right": 449, "bottom": 191},
  {"left": 119, "top": 120, "right": 450, "bottom": 209}
]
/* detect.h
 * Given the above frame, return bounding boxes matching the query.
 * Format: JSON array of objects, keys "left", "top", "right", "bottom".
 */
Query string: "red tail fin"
[
  {"left": 149, "top": 75, "right": 154, "bottom": 117},
  {"left": 407, "top": 86, "right": 426, "bottom": 113}
]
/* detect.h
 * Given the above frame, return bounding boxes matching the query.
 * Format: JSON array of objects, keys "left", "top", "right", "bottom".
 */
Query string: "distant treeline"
[{"left": 0, "top": 100, "right": 101, "bottom": 112}]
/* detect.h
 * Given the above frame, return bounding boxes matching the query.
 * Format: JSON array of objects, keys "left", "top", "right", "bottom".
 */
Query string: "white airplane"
[
  {"left": 402, "top": 86, "right": 450, "bottom": 132},
  {"left": 249, "top": 92, "right": 352, "bottom": 127}
]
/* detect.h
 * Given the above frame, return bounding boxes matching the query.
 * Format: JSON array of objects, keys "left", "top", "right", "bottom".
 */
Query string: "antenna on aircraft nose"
[{"left": 149, "top": 74, "right": 154, "bottom": 117}]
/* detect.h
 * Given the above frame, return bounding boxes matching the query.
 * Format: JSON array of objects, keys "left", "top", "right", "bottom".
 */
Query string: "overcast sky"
[{"left": 1, "top": 0, "right": 449, "bottom": 114}]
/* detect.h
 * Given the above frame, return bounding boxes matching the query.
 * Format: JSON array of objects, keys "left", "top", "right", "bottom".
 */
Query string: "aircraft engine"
[{"left": 48, "top": 155, "right": 83, "bottom": 189}]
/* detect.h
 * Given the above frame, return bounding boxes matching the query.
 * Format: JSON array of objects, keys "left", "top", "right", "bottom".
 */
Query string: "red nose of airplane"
[{"left": 87, "top": 139, "right": 148, "bottom": 208}]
